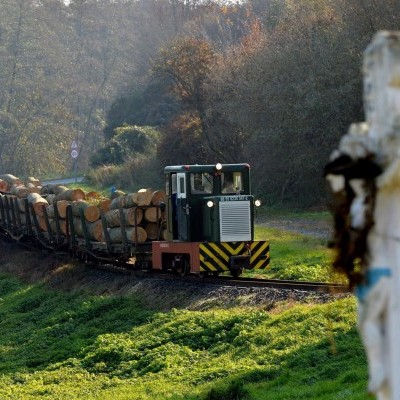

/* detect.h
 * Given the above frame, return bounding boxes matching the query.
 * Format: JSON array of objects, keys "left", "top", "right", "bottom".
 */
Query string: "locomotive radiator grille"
[
  {"left": 199, "top": 241, "right": 270, "bottom": 272},
  {"left": 219, "top": 201, "right": 251, "bottom": 242}
]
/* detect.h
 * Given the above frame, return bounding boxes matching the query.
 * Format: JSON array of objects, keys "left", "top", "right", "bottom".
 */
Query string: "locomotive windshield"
[
  {"left": 190, "top": 172, "right": 213, "bottom": 194},
  {"left": 221, "top": 171, "right": 243, "bottom": 194}
]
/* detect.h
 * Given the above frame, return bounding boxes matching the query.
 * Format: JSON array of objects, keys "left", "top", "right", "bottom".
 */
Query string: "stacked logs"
[
  {"left": 0, "top": 175, "right": 167, "bottom": 245},
  {"left": 104, "top": 189, "right": 167, "bottom": 243}
]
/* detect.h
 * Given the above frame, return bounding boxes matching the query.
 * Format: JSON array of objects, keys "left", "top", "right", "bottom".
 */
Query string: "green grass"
[
  {"left": 0, "top": 216, "right": 367, "bottom": 399},
  {"left": 67, "top": 181, "right": 111, "bottom": 198},
  {"left": 0, "top": 270, "right": 369, "bottom": 399},
  {"left": 251, "top": 225, "right": 340, "bottom": 283}
]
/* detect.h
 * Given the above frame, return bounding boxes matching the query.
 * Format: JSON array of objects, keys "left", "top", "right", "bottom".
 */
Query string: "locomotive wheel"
[
  {"left": 137, "top": 258, "right": 152, "bottom": 271},
  {"left": 176, "top": 256, "right": 190, "bottom": 276}
]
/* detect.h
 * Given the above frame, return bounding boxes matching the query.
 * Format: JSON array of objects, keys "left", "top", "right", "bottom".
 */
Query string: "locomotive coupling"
[{"left": 229, "top": 255, "right": 250, "bottom": 273}]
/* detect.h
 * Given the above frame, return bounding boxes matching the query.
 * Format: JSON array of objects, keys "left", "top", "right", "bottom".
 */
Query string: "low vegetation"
[
  {"left": 0, "top": 223, "right": 369, "bottom": 399},
  {"left": 252, "top": 224, "right": 341, "bottom": 283}
]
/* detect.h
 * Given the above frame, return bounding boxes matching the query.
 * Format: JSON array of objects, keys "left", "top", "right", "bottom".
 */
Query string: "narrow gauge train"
[{"left": 0, "top": 163, "right": 270, "bottom": 277}]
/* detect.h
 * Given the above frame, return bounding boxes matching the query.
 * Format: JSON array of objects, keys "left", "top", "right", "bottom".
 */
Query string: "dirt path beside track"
[{"left": 256, "top": 215, "right": 333, "bottom": 240}]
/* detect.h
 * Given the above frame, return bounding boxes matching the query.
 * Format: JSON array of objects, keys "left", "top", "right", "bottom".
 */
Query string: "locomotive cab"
[
  {"left": 164, "top": 163, "right": 253, "bottom": 242},
  {"left": 152, "top": 163, "right": 269, "bottom": 276}
]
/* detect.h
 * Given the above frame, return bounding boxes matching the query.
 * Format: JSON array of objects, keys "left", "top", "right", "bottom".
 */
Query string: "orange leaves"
[
  {"left": 153, "top": 37, "right": 215, "bottom": 104},
  {"left": 239, "top": 18, "right": 266, "bottom": 55}
]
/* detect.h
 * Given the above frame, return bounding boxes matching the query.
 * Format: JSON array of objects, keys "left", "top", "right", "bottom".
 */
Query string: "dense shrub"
[
  {"left": 86, "top": 155, "right": 163, "bottom": 193},
  {"left": 91, "top": 125, "right": 160, "bottom": 167}
]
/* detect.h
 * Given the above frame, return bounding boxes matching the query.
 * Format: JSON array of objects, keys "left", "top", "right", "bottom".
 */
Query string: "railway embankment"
[
  {"left": 0, "top": 239, "right": 346, "bottom": 312},
  {"left": 0, "top": 225, "right": 365, "bottom": 400}
]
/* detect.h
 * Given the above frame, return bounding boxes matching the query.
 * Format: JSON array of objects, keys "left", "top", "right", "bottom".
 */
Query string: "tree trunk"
[
  {"left": 40, "top": 184, "right": 61, "bottom": 196},
  {"left": 123, "top": 193, "right": 139, "bottom": 208},
  {"left": 133, "top": 189, "right": 153, "bottom": 206},
  {"left": 69, "top": 201, "right": 100, "bottom": 222},
  {"left": 17, "top": 198, "right": 26, "bottom": 213},
  {"left": 45, "top": 194, "right": 56, "bottom": 204},
  {"left": 37, "top": 216, "right": 48, "bottom": 232},
  {"left": 85, "top": 191, "right": 100, "bottom": 200},
  {"left": 109, "top": 193, "right": 138, "bottom": 209},
  {"left": 151, "top": 190, "right": 167, "bottom": 206},
  {"left": 46, "top": 204, "right": 56, "bottom": 218},
  {"left": 123, "top": 207, "right": 143, "bottom": 226},
  {"left": 73, "top": 218, "right": 103, "bottom": 242},
  {"left": 46, "top": 200, "right": 69, "bottom": 219},
  {"left": 109, "top": 195, "right": 126, "bottom": 210},
  {"left": 70, "top": 200, "right": 89, "bottom": 217},
  {"left": 26, "top": 183, "right": 41, "bottom": 194},
  {"left": 144, "top": 222, "right": 159, "bottom": 240},
  {"left": 108, "top": 226, "right": 147, "bottom": 244},
  {"left": 84, "top": 205, "right": 101, "bottom": 222},
  {"left": 0, "top": 174, "right": 22, "bottom": 186},
  {"left": 98, "top": 199, "right": 111, "bottom": 213},
  {"left": 0, "top": 180, "right": 9, "bottom": 192},
  {"left": 26, "top": 177, "right": 41, "bottom": 186},
  {"left": 49, "top": 219, "right": 67, "bottom": 235},
  {"left": 27, "top": 193, "right": 49, "bottom": 216},
  {"left": 104, "top": 207, "right": 143, "bottom": 227},
  {"left": 54, "top": 185, "right": 69, "bottom": 195},
  {"left": 144, "top": 207, "right": 161, "bottom": 223},
  {"left": 53, "top": 188, "right": 85, "bottom": 202},
  {"left": 56, "top": 200, "right": 69, "bottom": 219},
  {"left": 10, "top": 185, "right": 29, "bottom": 198}
]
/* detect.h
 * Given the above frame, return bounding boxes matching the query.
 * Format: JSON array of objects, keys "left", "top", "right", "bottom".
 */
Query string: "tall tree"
[
  {"left": 0, "top": 0, "right": 74, "bottom": 175},
  {"left": 152, "top": 36, "right": 221, "bottom": 160}
]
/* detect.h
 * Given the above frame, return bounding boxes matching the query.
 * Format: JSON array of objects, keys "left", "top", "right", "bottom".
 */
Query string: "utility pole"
[
  {"left": 325, "top": 31, "right": 400, "bottom": 400},
  {"left": 71, "top": 140, "right": 78, "bottom": 184}
]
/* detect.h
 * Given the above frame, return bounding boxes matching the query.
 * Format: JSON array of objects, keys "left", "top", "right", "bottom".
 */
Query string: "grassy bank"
[
  {"left": 0, "top": 225, "right": 369, "bottom": 399},
  {"left": 0, "top": 277, "right": 367, "bottom": 400},
  {"left": 252, "top": 224, "right": 341, "bottom": 284}
]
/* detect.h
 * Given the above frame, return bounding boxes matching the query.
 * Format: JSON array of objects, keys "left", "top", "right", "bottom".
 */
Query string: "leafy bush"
[
  {"left": 91, "top": 125, "right": 160, "bottom": 167},
  {"left": 86, "top": 155, "right": 163, "bottom": 193},
  {"left": 205, "top": 380, "right": 249, "bottom": 400}
]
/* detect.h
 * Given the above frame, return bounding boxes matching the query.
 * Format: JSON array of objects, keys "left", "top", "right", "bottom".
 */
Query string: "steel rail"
[
  {"left": 0, "top": 232, "right": 350, "bottom": 294},
  {"left": 168, "top": 274, "right": 350, "bottom": 293}
]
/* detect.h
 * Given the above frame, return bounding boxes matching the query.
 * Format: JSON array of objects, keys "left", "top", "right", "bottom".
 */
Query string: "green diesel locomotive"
[{"left": 152, "top": 163, "right": 270, "bottom": 276}]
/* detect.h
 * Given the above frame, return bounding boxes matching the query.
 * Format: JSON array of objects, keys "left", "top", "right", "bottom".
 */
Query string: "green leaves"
[{"left": 91, "top": 125, "right": 160, "bottom": 167}]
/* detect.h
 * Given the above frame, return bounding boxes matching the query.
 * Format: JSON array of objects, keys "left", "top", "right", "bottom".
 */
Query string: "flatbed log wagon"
[{"left": 0, "top": 163, "right": 270, "bottom": 277}]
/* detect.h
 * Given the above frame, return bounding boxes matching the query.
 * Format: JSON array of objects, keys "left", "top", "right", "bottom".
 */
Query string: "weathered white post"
[{"left": 325, "top": 31, "right": 400, "bottom": 400}]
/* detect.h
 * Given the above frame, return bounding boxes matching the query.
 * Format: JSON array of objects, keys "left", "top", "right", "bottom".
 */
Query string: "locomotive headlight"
[
  {"left": 215, "top": 163, "right": 222, "bottom": 171},
  {"left": 207, "top": 200, "right": 214, "bottom": 208},
  {"left": 255, "top": 199, "right": 261, "bottom": 207}
]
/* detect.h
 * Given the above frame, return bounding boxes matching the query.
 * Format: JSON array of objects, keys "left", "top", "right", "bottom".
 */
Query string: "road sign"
[
  {"left": 71, "top": 140, "right": 78, "bottom": 149},
  {"left": 71, "top": 149, "right": 78, "bottom": 159}
]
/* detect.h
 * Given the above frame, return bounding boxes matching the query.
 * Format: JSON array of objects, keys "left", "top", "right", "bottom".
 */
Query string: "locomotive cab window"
[
  {"left": 190, "top": 172, "right": 213, "bottom": 194},
  {"left": 222, "top": 172, "right": 243, "bottom": 194},
  {"left": 165, "top": 173, "right": 178, "bottom": 196},
  {"left": 165, "top": 174, "right": 171, "bottom": 195},
  {"left": 179, "top": 176, "right": 185, "bottom": 195}
]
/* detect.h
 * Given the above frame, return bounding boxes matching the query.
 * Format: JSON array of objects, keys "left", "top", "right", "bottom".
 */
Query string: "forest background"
[{"left": 1, "top": 0, "right": 398, "bottom": 208}]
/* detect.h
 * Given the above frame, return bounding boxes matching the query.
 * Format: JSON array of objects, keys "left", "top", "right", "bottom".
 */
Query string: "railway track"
[
  {"left": 0, "top": 232, "right": 349, "bottom": 295},
  {"left": 155, "top": 273, "right": 350, "bottom": 293},
  {"left": 88, "top": 262, "right": 350, "bottom": 294}
]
